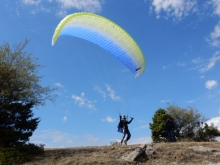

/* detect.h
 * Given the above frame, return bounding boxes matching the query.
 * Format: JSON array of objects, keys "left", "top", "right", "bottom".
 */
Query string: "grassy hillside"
[{"left": 23, "top": 142, "right": 220, "bottom": 165}]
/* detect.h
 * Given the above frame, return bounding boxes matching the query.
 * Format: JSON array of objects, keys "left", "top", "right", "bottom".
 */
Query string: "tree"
[
  {"left": 0, "top": 103, "right": 40, "bottom": 148},
  {"left": 0, "top": 40, "right": 55, "bottom": 148},
  {"left": 150, "top": 104, "right": 220, "bottom": 142},
  {"left": 149, "top": 108, "right": 171, "bottom": 142},
  {"left": 166, "top": 103, "right": 205, "bottom": 139},
  {"left": 195, "top": 123, "right": 220, "bottom": 142}
]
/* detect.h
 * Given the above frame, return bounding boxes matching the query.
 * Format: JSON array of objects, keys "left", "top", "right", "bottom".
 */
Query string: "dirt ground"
[{"left": 23, "top": 142, "right": 220, "bottom": 165}]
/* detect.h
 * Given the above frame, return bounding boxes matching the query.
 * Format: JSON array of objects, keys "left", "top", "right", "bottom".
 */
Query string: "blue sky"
[{"left": 1, "top": 0, "right": 220, "bottom": 148}]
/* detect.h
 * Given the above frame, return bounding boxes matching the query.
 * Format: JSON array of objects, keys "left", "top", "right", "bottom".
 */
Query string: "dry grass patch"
[
  {"left": 146, "top": 142, "right": 220, "bottom": 165},
  {"left": 23, "top": 145, "right": 139, "bottom": 165},
  {"left": 23, "top": 142, "right": 220, "bottom": 165}
]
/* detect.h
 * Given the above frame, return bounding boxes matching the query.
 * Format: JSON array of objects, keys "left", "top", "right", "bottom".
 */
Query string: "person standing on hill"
[
  {"left": 165, "top": 117, "right": 176, "bottom": 142},
  {"left": 120, "top": 115, "right": 134, "bottom": 145}
]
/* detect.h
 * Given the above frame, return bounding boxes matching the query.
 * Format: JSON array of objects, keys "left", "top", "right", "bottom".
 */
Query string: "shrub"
[
  {"left": 110, "top": 141, "right": 121, "bottom": 146},
  {"left": 0, "top": 143, "right": 44, "bottom": 165},
  {"left": 0, "top": 148, "right": 29, "bottom": 165},
  {"left": 17, "top": 143, "right": 45, "bottom": 156}
]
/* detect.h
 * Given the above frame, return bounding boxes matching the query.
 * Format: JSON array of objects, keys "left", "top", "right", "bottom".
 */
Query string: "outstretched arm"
[{"left": 127, "top": 117, "right": 134, "bottom": 124}]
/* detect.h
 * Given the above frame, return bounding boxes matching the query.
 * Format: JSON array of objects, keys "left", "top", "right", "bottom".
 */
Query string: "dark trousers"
[
  {"left": 167, "top": 130, "right": 176, "bottom": 142},
  {"left": 121, "top": 129, "right": 131, "bottom": 143}
]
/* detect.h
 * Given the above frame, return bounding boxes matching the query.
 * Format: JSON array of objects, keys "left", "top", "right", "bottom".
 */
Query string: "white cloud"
[
  {"left": 72, "top": 92, "right": 96, "bottom": 110},
  {"left": 200, "top": 76, "right": 205, "bottom": 79},
  {"left": 205, "top": 80, "right": 218, "bottom": 89},
  {"left": 31, "top": 129, "right": 75, "bottom": 144},
  {"left": 162, "top": 64, "right": 171, "bottom": 69},
  {"left": 105, "top": 84, "right": 120, "bottom": 101},
  {"left": 129, "top": 136, "right": 152, "bottom": 144},
  {"left": 63, "top": 116, "right": 67, "bottom": 122},
  {"left": 22, "top": 0, "right": 41, "bottom": 5},
  {"left": 187, "top": 100, "right": 195, "bottom": 103},
  {"left": 206, "top": 116, "right": 220, "bottom": 130},
  {"left": 56, "top": 10, "right": 67, "bottom": 17},
  {"left": 134, "top": 125, "right": 149, "bottom": 130},
  {"left": 151, "top": 0, "right": 197, "bottom": 20},
  {"left": 177, "top": 62, "right": 185, "bottom": 67},
  {"left": 192, "top": 57, "right": 203, "bottom": 64},
  {"left": 211, "top": 0, "right": 220, "bottom": 16},
  {"left": 95, "top": 84, "right": 121, "bottom": 101},
  {"left": 138, "top": 120, "right": 147, "bottom": 123},
  {"left": 16, "top": 8, "right": 21, "bottom": 17},
  {"left": 94, "top": 86, "right": 106, "bottom": 100},
  {"left": 209, "top": 22, "right": 220, "bottom": 46},
  {"left": 31, "top": 130, "right": 101, "bottom": 147},
  {"left": 55, "top": 82, "right": 64, "bottom": 88},
  {"left": 200, "top": 52, "right": 220, "bottom": 72},
  {"left": 56, "top": 0, "right": 102, "bottom": 13},
  {"left": 101, "top": 116, "right": 116, "bottom": 123},
  {"left": 160, "top": 100, "right": 171, "bottom": 103},
  {"left": 85, "top": 134, "right": 98, "bottom": 141},
  {"left": 21, "top": 0, "right": 102, "bottom": 17}
]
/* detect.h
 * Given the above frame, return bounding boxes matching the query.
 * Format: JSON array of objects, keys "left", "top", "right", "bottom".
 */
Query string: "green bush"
[
  {"left": 17, "top": 143, "right": 45, "bottom": 156},
  {"left": 0, "top": 148, "right": 29, "bottom": 165},
  {"left": 0, "top": 143, "right": 44, "bottom": 165}
]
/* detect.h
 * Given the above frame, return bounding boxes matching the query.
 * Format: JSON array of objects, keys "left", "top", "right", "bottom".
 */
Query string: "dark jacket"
[
  {"left": 120, "top": 116, "right": 133, "bottom": 131},
  {"left": 165, "top": 119, "right": 175, "bottom": 131}
]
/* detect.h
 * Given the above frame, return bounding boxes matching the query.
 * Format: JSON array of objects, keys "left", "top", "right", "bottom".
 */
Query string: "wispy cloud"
[
  {"left": 101, "top": 116, "right": 116, "bottom": 123},
  {"left": 15, "top": 8, "right": 21, "bottom": 17},
  {"left": 187, "top": 100, "right": 195, "bottom": 103},
  {"left": 21, "top": 0, "right": 102, "bottom": 16},
  {"left": 183, "top": 89, "right": 220, "bottom": 105},
  {"left": 56, "top": 0, "right": 102, "bottom": 16},
  {"left": 63, "top": 116, "right": 67, "bottom": 122},
  {"left": 208, "top": 22, "right": 220, "bottom": 46},
  {"left": 20, "top": 0, "right": 53, "bottom": 15},
  {"left": 72, "top": 92, "right": 96, "bottom": 110},
  {"left": 205, "top": 80, "right": 218, "bottom": 89},
  {"left": 211, "top": 0, "right": 220, "bottom": 16},
  {"left": 95, "top": 84, "right": 121, "bottom": 101},
  {"left": 160, "top": 100, "right": 171, "bottom": 103},
  {"left": 134, "top": 125, "right": 149, "bottom": 130},
  {"left": 192, "top": 57, "right": 203, "bottom": 64},
  {"left": 31, "top": 129, "right": 76, "bottom": 144},
  {"left": 30, "top": 130, "right": 101, "bottom": 147},
  {"left": 150, "top": 0, "right": 197, "bottom": 20},
  {"left": 55, "top": 82, "right": 64, "bottom": 88},
  {"left": 56, "top": 0, "right": 102, "bottom": 11},
  {"left": 129, "top": 136, "right": 152, "bottom": 144},
  {"left": 177, "top": 62, "right": 185, "bottom": 67},
  {"left": 105, "top": 84, "right": 120, "bottom": 101},
  {"left": 200, "top": 52, "right": 220, "bottom": 72},
  {"left": 138, "top": 120, "right": 147, "bottom": 123},
  {"left": 22, "top": 0, "right": 41, "bottom": 5},
  {"left": 85, "top": 134, "right": 98, "bottom": 141},
  {"left": 162, "top": 64, "right": 171, "bottom": 69},
  {"left": 94, "top": 86, "right": 106, "bottom": 101}
]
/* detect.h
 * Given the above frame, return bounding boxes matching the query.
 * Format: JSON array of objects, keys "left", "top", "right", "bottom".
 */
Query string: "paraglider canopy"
[{"left": 52, "top": 12, "right": 146, "bottom": 77}]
